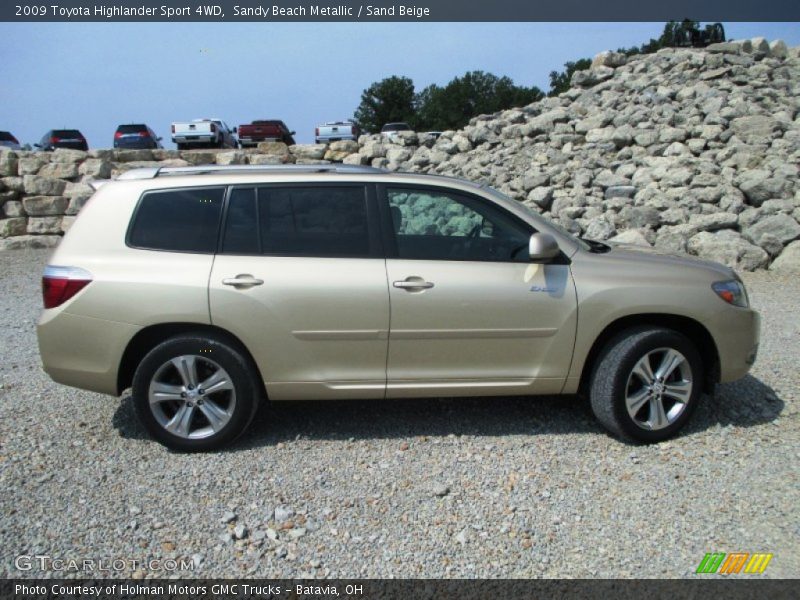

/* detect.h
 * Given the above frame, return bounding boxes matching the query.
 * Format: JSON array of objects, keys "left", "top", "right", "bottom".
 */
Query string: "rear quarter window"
[{"left": 128, "top": 187, "right": 225, "bottom": 253}]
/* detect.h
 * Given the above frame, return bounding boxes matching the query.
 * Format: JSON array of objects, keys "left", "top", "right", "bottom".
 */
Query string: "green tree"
[
  {"left": 353, "top": 76, "right": 416, "bottom": 134},
  {"left": 415, "top": 71, "right": 543, "bottom": 131}
]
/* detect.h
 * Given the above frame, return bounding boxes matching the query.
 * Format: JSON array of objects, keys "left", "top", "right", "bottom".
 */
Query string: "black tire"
[
  {"left": 176, "top": 143, "right": 186, "bottom": 151},
  {"left": 589, "top": 327, "right": 703, "bottom": 443},
  {"left": 132, "top": 334, "right": 262, "bottom": 452}
]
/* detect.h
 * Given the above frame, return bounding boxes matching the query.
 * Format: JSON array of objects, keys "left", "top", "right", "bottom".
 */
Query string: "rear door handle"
[
  {"left": 393, "top": 277, "right": 434, "bottom": 291},
  {"left": 222, "top": 274, "right": 264, "bottom": 288}
]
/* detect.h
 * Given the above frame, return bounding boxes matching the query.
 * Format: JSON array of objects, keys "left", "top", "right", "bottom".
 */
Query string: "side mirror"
[
  {"left": 290, "top": 130, "right": 296, "bottom": 135},
  {"left": 157, "top": 137, "right": 163, "bottom": 141},
  {"left": 529, "top": 233, "right": 560, "bottom": 262},
  {"left": 34, "top": 143, "right": 41, "bottom": 148}
]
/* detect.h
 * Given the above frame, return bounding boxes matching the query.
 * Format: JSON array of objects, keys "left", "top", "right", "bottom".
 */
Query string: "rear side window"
[
  {"left": 222, "top": 186, "right": 371, "bottom": 257},
  {"left": 129, "top": 187, "right": 225, "bottom": 253},
  {"left": 0, "top": 132, "right": 16, "bottom": 141}
]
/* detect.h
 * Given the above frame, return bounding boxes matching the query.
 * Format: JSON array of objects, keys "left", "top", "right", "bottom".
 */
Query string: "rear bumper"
[
  {"left": 37, "top": 310, "right": 140, "bottom": 396},
  {"left": 172, "top": 135, "right": 215, "bottom": 144},
  {"left": 114, "top": 140, "right": 155, "bottom": 149}
]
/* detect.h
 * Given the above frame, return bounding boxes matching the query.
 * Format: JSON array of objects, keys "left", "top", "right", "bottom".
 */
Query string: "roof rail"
[{"left": 115, "top": 164, "right": 387, "bottom": 181}]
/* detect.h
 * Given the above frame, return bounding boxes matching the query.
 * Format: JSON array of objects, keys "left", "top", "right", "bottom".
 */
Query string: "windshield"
[
  {"left": 382, "top": 123, "right": 411, "bottom": 132},
  {"left": 480, "top": 184, "right": 591, "bottom": 251}
]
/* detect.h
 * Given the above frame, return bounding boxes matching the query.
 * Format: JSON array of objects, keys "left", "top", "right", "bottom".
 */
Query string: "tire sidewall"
[{"left": 132, "top": 336, "right": 258, "bottom": 452}]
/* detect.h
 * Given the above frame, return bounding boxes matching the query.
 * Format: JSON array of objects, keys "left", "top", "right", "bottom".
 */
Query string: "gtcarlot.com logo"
[
  {"left": 15, "top": 555, "right": 195, "bottom": 573},
  {"left": 696, "top": 552, "right": 773, "bottom": 574}
]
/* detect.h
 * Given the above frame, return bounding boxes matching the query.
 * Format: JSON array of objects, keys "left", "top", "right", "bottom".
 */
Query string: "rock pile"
[{"left": 1, "top": 38, "right": 798, "bottom": 271}]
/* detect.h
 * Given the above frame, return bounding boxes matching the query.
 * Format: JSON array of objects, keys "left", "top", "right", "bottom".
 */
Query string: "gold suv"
[{"left": 37, "top": 165, "right": 760, "bottom": 451}]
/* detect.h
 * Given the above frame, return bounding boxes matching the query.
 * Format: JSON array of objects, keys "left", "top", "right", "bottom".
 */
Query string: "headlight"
[{"left": 712, "top": 280, "right": 749, "bottom": 308}]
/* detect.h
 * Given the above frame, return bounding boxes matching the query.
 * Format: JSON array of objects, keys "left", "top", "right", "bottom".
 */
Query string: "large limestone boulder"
[
  {"left": 289, "top": 144, "right": 327, "bottom": 160},
  {"left": 687, "top": 230, "right": 768, "bottom": 271},
  {"left": 769, "top": 240, "right": 800, "bottom": 273}
]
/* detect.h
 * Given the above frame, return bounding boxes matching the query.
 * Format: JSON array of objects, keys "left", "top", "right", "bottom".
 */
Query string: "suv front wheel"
[
  {"left": 132, "top": 334, "right": 261, "bottom": 451},
  {"left": 590, "top": 327, "right": 703, "bottom": 443}
]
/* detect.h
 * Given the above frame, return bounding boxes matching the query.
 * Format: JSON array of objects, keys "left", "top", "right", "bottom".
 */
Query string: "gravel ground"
[{"left": 0, "top": 248, "right": 797, "bottom": 579}]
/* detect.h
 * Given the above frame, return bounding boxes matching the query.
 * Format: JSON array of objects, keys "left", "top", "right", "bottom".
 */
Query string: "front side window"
[
  {"left": 222, "top": 186, "right": 371, "bottom": 257},
  {"left": 387, "top": 187, "right": 531, "bottom": 262},
  {"left": 128, "top": 187, "right": 224, "bottom": 253}
]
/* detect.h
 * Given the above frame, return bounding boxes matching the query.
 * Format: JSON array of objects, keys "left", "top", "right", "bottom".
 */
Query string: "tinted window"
[
  {"left": 117, "top": 124, "right": 147, "bottom": 134},
  {"left": 382, "top": 123, "right": 411, "bottom": 132},
  {"left": 221, "top": 186, "right": 370, "bottom": 257},
  {"left": 53, "top": 130, "right": 82, "bottom": 138},
  {"left": 262, "top": 187, "right": 369, "bottom": 256},
  {"left": 0, "top": 132, "right": 15, "bottom": 141},
  {"left": 222, "top": 188, "right": 258, "bottom": 254},
  {"left": 388, "top": 188, "right": 530, "bottom": 262},
  {"left": 129, "top": 187, "right": 224, "bottom": 252}
]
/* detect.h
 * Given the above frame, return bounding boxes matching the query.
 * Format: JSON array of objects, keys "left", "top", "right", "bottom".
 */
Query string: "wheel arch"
[
  {"left": 578, "top": 313, "right": 720, "bottom": 396},
  {"left": 117, "top": 322, "right": 266, "bottom": 398}
]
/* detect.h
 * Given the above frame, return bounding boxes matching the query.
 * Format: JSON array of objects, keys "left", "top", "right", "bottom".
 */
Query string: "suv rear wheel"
[
  {"left": 590, "top": 327, "right": 702, "bottom": 443},
  {"left": 132, "top": 334, "right": 261, "bottom": 451}
]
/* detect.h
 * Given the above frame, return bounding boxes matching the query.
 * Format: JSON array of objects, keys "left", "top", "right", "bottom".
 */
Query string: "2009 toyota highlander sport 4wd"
[{"left": 37, "top": 165, "right": 760, "bottom": 451}]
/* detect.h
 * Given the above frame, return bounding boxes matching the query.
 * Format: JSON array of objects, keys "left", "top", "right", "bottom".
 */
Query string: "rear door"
[
  {"left": 209, "top": 183, "right": 390, "bottom": 400},
  {"left": 380, "top": 185, "right": 578, "bottom": 398}
]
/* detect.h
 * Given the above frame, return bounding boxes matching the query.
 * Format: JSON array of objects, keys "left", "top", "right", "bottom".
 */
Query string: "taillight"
[
  {"left": 171, "top": 124, "right": 175, "bottom": 133},
  {"left": 42, "top": 266, "right": 92, "bottom": 309},
  {"left": 114, "top": 132, "right": 123, "bottom": 139},
  {"left": 139, "top": 131, "right": 148, "bottom": 137},
  {"left": 315, "top": 127, "right": 319, "bottom": 137},
  {"left": 50, "top": 136, "right": 60, "bottom": 144}
]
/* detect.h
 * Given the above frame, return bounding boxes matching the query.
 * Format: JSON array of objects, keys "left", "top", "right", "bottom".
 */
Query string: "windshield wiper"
[{"left": 579, "top": 238, "right": 611, "bottom": 253}]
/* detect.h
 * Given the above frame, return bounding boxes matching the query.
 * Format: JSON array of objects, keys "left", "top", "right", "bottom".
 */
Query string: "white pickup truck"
[
  {"left": 171, "top": 118, "right": 237, "bottom": 150},
  {"left": 315, "top": 120, "right": 361, "bottom": 144}
]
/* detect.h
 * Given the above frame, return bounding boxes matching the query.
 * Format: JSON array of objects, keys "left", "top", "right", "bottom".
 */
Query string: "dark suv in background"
[
  {"left": 113, "top": 124, "right": 163, "bottom": 150},
  {"left": 35, "top": 129, "right": 89, "bottom": 151},
  {"left": 0, "top": 131, "right": 22, "bottom": 150}
]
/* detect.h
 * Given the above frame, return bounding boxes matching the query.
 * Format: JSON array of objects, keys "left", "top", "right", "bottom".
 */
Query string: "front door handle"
[
  {"left": 393, "top": 277, "right": 434, "bottom": 291},
  {"left": 222, "top": 274, "right": 264, "bottom": 288}
]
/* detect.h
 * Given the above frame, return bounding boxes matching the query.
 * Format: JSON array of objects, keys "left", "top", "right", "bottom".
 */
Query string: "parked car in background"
[
  {"left": 114, "top": 124, "right": 163, "bottom": 150},
  {"left": 0, "top": 131, "right": 22, "bottom": 150},
  {"left": 425, "top": 131, "right": 443, "bottom": 140},
  {"left": 37, "top": 164, "right": 760, "bottom": 451},
  {"left": 315, "top": 120, "right": 361, "bottom": 144},
  {"left": 35, "top": 129, "right": 88, "bottom": 151},
  {"left": 381, "top": 122, "right": 414, "bottom": 139},
  {"left": 171, "top": 118, "right": 236, "bottom": 150},
  {"left": 238, "top": 120, "right": 295, "bottom": 147}
]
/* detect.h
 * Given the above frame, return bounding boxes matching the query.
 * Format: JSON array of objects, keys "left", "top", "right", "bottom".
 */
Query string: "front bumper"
[{"left": 716, "top": 308, "right": 760, "bottom": 383}]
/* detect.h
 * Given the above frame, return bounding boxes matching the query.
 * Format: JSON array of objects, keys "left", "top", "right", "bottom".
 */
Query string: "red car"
[{"left": 237, "top": 120, "right": 295, "bottom": 147}]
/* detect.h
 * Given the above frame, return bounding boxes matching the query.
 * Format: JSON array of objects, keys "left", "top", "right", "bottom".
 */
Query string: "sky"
[{"left": 1, "top": 22, "right": 798, "bottom": 148}]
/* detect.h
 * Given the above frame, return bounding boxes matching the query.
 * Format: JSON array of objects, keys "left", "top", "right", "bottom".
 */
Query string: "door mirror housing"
[{"left": 529, "top": 233, "right": 560, "bottom": 262}]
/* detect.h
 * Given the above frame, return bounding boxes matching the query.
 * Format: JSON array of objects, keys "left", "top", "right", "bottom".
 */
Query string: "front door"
[
  {"left": 382, "top": 185, "right": 578, "bottom": 398},
  {"left": 209, "top": 184, "right": 389, "bottom": 400}
]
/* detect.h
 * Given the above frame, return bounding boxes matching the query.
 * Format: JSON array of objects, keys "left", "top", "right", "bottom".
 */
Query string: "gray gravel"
[{"left": 0, "top": 249, "right": 797, "bottom": 579}]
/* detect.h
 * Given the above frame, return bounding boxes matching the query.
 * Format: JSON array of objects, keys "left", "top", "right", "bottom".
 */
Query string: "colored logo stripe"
[{"left": 696, "top": 552, "right": 773, "bottom": 574}]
